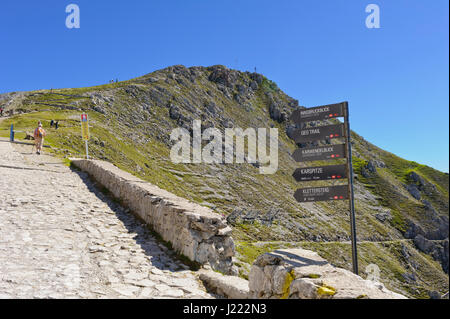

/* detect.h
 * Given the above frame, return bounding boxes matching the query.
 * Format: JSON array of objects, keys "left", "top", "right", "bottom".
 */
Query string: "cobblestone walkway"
[{"left": 0, "top": 139, "right": 213, "bottom": 299}]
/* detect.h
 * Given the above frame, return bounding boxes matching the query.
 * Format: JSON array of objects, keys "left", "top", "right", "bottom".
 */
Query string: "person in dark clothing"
[
  {"left": 0, "top": 106, "right": 4, "bottom": 117},
  {"left": 50, "top": 120, "right": 54, "bottom": 127},
  {"left": 55, "top": 121, "right": 59, "bottom": 130}
]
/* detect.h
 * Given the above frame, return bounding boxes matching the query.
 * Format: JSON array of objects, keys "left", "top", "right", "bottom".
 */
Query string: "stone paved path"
[{"left": 0, "top": 138, "right": 214, "bottom": 299}]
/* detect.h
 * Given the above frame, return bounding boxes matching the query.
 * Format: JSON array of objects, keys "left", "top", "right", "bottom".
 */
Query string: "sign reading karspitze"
[
  {"left": 292, "top": 164, "right": 347, "bottom": 182},
  {"left": 292, "top": 144, "right": 346, "bottom": 162},
  {"left": 290, "top": 102, "right": 345, "bottom": 124},
  {"left": 294, "top": 185, "right": 349, "bottom": 202},
  {"left": 292, "top": 123, "right": 345, "bottom": 143}
]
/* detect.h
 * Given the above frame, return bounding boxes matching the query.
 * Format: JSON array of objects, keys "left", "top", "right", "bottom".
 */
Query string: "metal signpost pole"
[
  {"left": 85, "top": 140, "right": 89, "bottom": 160},
  {"left": 344, "top": 102, "right": 358, "bottom": 275}
]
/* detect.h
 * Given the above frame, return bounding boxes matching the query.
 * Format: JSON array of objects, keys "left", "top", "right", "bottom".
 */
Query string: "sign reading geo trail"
[
  {"left": 292, "top": 164, "right": 347, "bottom": 182},
  {"left": 292, "top": 123, "right": 345, "bottom": 144},
  {"left": 292, "top": 144, "right": 346, "bottom": 162},
  {"left": 290, "top": 101, "right": 359, "bottom": 275},
  {"left": 294, "top": 185, "right": 349, "bottom": 202}
]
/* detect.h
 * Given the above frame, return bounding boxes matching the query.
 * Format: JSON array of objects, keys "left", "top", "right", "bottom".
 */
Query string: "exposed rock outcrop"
[
  {"left": 413, "top": 235, "right": 449, "bottom": 273},
  {"left": 199, "top": 270, "right": 249, "bottom": 299},
  {"left": 208, "top": 65, "right": 238, "bottom": 88},
  {"left": 248, "top": 249, "right": 407, "bottom": 299},
  {"left": 226, "top": 208, "right": 282, "bottom": 226}
]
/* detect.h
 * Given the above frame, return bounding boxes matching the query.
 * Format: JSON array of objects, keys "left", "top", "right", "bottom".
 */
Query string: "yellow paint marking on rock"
[
  {"left": 281, "top": 270, "right": 295, "bottom": 299},
  {"left": 317, "top": 285, "right": 336, "bottom": 296}
]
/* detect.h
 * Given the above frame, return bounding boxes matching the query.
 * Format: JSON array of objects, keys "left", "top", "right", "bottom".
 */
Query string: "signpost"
[
  {"left": 292, "top": 123, "right": 345, "bottom": 144},
  {"left": 290, "top": 101, "right": 358, "bottom": 275},
  {"left": 290, "top": 102, "right": 345, "bottom": 123},
  {"left": 10, "top": 124, "right": 14, "bottom": 142},
  {"left": 294, "top": 185, "right": 349, "bottom": 203},
  {"left": 81, "top": 113, "right": 90, "bottom": 159},
  {"left": 292, "top": 144, "right": 346, "bottom": 162},
  {"left": 292, "top": 164, "right": 347, "bottom": 182},
  {"left": 343, "top": 102, "right": 358, "bottom": 275}
]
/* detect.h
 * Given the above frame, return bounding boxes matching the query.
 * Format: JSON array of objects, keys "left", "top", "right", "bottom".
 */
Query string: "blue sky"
[{"left": 1, "top": 0, "right": 448, "bottom": 172}]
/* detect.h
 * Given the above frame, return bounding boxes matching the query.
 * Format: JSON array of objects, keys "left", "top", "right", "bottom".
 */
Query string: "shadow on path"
[
  {"left": 269, "top": 250, "right": 328, "bottom": 268},
  {"left": 0, "top": 139, "right": 50, "bottom": 148},
  {"left": 0, "top": 164, "right": 68, "bottom": 173},
  {"left": 70, "top": 167, "right": 189, "bottom": 273}
]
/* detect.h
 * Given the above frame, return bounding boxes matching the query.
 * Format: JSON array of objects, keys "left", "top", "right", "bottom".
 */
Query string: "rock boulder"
[{"left": 248, "top": 249, "right": 406, "bottom": 299}]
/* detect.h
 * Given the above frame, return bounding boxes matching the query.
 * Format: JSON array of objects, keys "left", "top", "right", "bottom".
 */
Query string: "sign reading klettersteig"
[{"left": 294, "top": 185, "right": 349, "bottom": 202}]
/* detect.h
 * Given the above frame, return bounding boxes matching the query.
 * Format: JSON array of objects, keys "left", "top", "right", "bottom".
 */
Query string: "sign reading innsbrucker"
[
  {"left": 290, "top": 102, "right": 345, "bottom": 123},
  {"left": 292, "top": 123, "right": 345, "bottom": 144},
  {"left": 290, "top": 101, "right": 359, "bottom": 275},
  {"left": 292, "top": 144, "right": 346, "bottom": 162},
  {"left": 294, "top": 185, "right": 349, "bottom": 202},
  {"left": 292, "top": 164, "right": 347, "bottom": 182}
]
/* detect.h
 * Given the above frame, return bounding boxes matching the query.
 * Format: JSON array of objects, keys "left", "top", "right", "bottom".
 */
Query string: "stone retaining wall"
[{"left": 71, "top": 159, "right": 235, "bottom": 274}]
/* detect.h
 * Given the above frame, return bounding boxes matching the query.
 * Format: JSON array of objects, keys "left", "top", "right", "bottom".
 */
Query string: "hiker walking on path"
[
  {"left": 33, "top": 122, "right": 46, "bottom": 155},
  {"left": 0, "top": 106, "right": 4, "bottom": 117}
]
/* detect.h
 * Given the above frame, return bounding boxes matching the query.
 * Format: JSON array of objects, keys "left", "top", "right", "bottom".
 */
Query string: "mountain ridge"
[{"left": 0, "top": 64, "right": 448, "bottom": 298}]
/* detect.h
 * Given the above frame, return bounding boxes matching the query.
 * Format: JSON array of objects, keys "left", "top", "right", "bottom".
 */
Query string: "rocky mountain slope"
[{"left": 1, "top": 65, "right": 448, "bottom": 298}]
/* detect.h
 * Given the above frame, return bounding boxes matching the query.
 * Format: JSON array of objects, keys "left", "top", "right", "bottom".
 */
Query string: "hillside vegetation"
[{"left": 1, "top": 65, "right": 448, "bottom": 298}]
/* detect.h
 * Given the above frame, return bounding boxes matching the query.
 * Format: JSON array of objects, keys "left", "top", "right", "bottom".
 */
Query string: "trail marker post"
[
  {"left": 81, "top": 113, "right": 90, "bottom": 159},
  {"left": 290, "top": 101, "right": 358, "bottom": 274}
]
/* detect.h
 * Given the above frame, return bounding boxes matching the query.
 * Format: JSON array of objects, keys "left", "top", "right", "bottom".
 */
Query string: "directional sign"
[
  {"left": 81, "top": 113, "right": 90, "bottom": 141},
  {"left": 290, "top": 101, "right": 358, "bottom": 275},
  {"left": 292, "top": 123, "right": 345, "bottom": 144},
  {"left": 292, "top": 144, "right": 346, "bottom": 162},
  {"left": 293, "top": 164, "right": 347, "bottom": 182},
  {"left": 290, "top": 102, "right": 345, "bottom": 124},
  {"left": 294, "top": 185, "right": 349, "bottom": 203}
]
